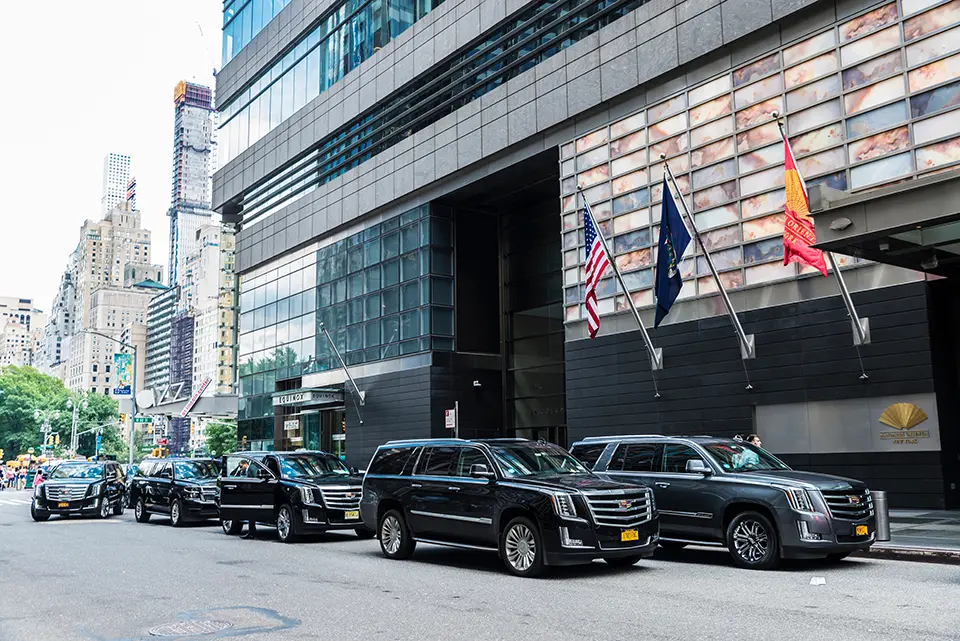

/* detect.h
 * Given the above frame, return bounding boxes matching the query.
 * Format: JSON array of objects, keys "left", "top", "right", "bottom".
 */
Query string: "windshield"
[
  {"left": 49, "top": 464, "right": 103, "bottom": 479},
  {"left": 278, "top": 454, "right": 350, "bottom": 479},
  {"left": 174, "top": 461, "right": 219, "bottom": 480},
  {"left": 488, "top": 443, "right": 589, "bottom": 478},
  {"left": 704, "top": 443, "right": 790, "bottom": 472}
]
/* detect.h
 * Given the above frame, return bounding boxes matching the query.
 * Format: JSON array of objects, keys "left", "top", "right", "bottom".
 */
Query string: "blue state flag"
[{"left": 654, "top": 176, "right": 692, "bottom": 327}]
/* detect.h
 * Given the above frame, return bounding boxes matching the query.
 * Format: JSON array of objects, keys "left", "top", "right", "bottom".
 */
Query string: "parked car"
[
  {"left": 216, "top": 450, "right": 371, "bottom": 542},
  {"left": 360, "top": 438, "right": 659, "bottom": 577},
  {"left": 122, "top": 463, "right": 139, "bottom": 508},
  {"left": 569, "top": 435, "right": 876, "bottom": 570},
  {"left": 31, "top": 460, "right": 126, "bottom": 521},
  {"left": 129, "top": 457, "right": 220, "bottom": 526}
]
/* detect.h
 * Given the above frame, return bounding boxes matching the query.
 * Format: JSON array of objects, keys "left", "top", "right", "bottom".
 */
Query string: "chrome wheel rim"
[
  {"left": 172, "top": 502, "right": 180, "bottom": 524},
  {"left": 100, "top": 500, "right": 109, "bottom": 518},
  {"left": 135, "top": 501, "right": 142, "bottom": 519},
  {"left": 222, "top": 520, "right": 233, "bottom": 533},
  {"left": 505, "top": 524, "right": 537, "bottom": 572},
  {"left": 277, "top": 508, "right": 291, "bottom": 540},
  {"left": 733, "top": 519, "right": 769, "bottom": 563},
  {"left": 381, "top": 515, "right": 402, "bottom": 555}
]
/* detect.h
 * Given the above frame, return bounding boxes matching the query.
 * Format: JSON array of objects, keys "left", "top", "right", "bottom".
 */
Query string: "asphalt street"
[{"left": 1, "top": 490, "right": 958, "bottom": 641}]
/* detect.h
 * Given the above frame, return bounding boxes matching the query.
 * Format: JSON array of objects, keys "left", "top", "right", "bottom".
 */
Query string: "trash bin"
[{"left": 873, "top": 490, "right": 890, "bottom": 542}]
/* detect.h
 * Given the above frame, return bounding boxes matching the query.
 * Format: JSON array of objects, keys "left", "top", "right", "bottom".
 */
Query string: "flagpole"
[
  {"left": 660, "top": 155, "right": 756, "bottom": 365},
  {"left": 772, "top": 112, "right": 871, "bottom": 349},
  {"left": 577, "top": 186, "right": 664, "bottom": 378}
]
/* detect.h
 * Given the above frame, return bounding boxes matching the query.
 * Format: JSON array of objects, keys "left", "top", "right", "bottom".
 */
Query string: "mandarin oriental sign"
[{"left": 272, "top": 389, "right": 344, "bottom": 407}]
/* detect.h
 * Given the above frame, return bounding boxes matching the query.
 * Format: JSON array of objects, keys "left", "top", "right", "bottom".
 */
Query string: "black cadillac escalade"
[
  {"left": 31, "top": 460, "right": 126, "bottom": 521},
  {"left": 359, "top": 438, "right": 660, "bottom": 577},
  {"left": 130, "top": 457, "right": 220, "bottom": 526},
  {"left": 570, "top": 435, "right": 877, "bottom": 570}
]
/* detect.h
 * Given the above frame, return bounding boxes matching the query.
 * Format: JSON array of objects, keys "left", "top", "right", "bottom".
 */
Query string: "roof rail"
[
  {"left": 576, "top": 435, "right": 665, "bottom": 442},
  {"left": 384, "top": 438, "right": 468, "bottom": 445}
]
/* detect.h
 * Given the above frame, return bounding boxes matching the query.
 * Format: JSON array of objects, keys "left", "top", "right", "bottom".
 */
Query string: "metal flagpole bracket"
[{"left": 320, "top": 322, "right": 367, "bottom": 410}]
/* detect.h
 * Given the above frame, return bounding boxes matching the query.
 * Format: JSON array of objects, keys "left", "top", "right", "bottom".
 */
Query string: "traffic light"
[
  {"left": 45, "top": 435, "right": 53, "bottom": 446},
  {"left": 120, "top": 413, "right": 127, "bottom": 423},
  {"left": 54, "top": 434, "right": 60, "bottom": 446}
]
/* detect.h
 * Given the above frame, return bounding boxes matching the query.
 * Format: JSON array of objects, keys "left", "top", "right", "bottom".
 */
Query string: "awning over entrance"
[
  {"left": 148, "top": 394, "right": 239, "bottom": 419},
  {"left": 271, "top": 388, "right": 344, "bottom": 408},
  {"left": 809, "top": 168, "right": 960, "bottom": 278}
]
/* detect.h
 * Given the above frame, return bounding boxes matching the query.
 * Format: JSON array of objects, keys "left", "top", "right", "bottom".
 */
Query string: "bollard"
[{"left": 873, "top": 490, "right": 890, "bottom": 542}]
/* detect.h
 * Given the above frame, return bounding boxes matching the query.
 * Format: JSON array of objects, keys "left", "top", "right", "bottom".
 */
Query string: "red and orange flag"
[{"left": 783, "top": 135, "right": 828, "bottom": 277}]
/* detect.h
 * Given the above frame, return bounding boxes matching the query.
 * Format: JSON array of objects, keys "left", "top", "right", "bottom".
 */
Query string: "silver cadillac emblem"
[
  {"left": 619, "top": 499, "right": 632, "bottom": 509},
  {"left": 848, "top": 495, "right": 860, "bottom": 505}
]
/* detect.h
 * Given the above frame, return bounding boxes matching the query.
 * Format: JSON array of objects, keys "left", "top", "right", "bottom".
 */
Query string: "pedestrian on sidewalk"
[{"left": 0, "top": 466, "right": 5, "bottom": 491}]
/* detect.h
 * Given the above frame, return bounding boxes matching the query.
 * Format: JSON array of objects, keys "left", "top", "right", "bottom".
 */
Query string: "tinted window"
[
  {"left": 420, "top": 447, "right": 459, "bottom": 476},
  {"left": 265, "top": 457, "right": 281, "bottom": 477},
  {"left": 225, "top": 456, "right": 254, "bottom": 478},
  {"left": 663, "top": 444, "right": 703, "bottom": 473},
  {"left": 454, "top": 448, "right": 489, "bottom": 477},
  {"left": 277, "top": 454, "right": 349, "bottom": 478},
  {"left": 174, "top": 461, "right": 219, "bottom": 479},
  {"left": 619, "top": 444, "right": 660, "bottom": 472},
  {"left": 570, "top": 443, "right": 607, "bottom": 469},
  {"left": 368, "top": 447, "right": 415, "bottom": 475},
  {"left": 137, "top": 460, "right": 156, "bottom": 477},
  {"left": 156, "top": 463, "right": 172, "bottom": 478},
  {"left": 49, "top": 464, "right": 103, "bottom": 479}
]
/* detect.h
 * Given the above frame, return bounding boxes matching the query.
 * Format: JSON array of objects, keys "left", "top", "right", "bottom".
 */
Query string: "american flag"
[{"left": 583, "top": 200, "right": 610, "bottom": 339}]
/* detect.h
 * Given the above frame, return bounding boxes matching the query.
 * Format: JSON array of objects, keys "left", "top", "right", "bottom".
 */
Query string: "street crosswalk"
[{"left": 0, "top": 491, "right": 33, "bottom": 507}]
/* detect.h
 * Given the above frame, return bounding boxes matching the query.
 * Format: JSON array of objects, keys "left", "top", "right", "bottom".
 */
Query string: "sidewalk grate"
[{"left": 149, "top": 621, "right": 233, "bottom": 637}]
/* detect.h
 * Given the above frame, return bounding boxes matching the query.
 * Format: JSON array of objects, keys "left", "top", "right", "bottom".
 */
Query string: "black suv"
[
  {"left": 31, "top": 460, "right": 126, "bottom": 521},
  {"left": 360, "top": 438, "right": 659, "bottom": 577},
  {"left": 216, "top": 450, "right": 371, "bottom": 543},
  {"left": 130, "top": 457, "right": 220, "bottom": 526},
  {"left": 570, "top": 435, "right": 876, "bottom": 569}
]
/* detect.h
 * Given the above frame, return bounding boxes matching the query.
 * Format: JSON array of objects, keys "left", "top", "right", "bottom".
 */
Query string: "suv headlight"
[
  {"left": 648, "top": 488, "right": 656, "bottom": 512},
  {"left": 87, "top": 482, "right": 104, "bottom": 497},
  {"left": 779, "top": 486, "right": 816, "bottom": 512},
  {"left": 299, "top": 486, "right": 315, "bottom": 505},
  {"left": 34, "top": 484, "right": 44, "bottom": 498},
  {"left": 184, "top": 486, "right": 201, "bottom": 499},
  {"left": 550, "top": 492, "right": 578, "bottom": 518}
]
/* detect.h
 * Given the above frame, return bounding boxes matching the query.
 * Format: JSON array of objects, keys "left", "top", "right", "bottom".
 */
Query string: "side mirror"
[
  {"left": 349, "top": 466, "right": 360, "bottom": 475},
  {"left": 257, "top": 468, "right": 274, "bottom": 480},
  {"left": 686, "top": 459, "right": 712, "bottom": 475},
  {"left": 469, "top": 464, "right": 495, "bottom": 480}
]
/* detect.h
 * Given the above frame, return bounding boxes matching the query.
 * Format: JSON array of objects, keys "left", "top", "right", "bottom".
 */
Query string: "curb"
[{"left": 854, "top": 545, "right": 960, "bottom": 565}]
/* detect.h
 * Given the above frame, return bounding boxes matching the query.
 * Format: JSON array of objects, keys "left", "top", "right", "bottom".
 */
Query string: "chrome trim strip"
[
  {"left": 659, "top": 536, "right": 725, "bottom": 547},
  {"left": 598, "top": 536, "right": 656, "bottom": 551},
  {"left": 364, "top": 473, "right": 489, "bottom": 485},
  {"left": 410, "top": 510, "right": 493, "bottom": 525},
  {"left": 659, "top": 510, "right": 713, "bottom": 520},
  {"left": 413, "top": 538, "right": 497, "bottom": 552}
]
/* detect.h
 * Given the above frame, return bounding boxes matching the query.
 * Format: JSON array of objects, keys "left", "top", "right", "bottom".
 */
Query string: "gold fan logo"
[{"left": 879, "top": 402, "right": 930, "bottom": 444}]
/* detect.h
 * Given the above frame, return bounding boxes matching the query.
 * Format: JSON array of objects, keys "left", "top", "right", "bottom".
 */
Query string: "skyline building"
[
  {"left": 101, "top": 153, "right": 131, "bottom": 215},
  {"left": 215, "top": 0, "right": 960, "bottom": 508},
  {"left": 168, "top": 81, "right": 217, "bottom": 286},
  {"left": 0, "top": 297, "right": 45, "bottom": 368}
]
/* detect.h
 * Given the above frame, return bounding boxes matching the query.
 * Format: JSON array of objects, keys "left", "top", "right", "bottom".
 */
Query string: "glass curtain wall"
[
  {"left": 236, "top": 204, "right": 454, "bottom": 438},
  {"left": 223, "top": 0, "right": 293, "bottom": 65},
  {"left": 219, "top": 0, "right": 442, "bottom": 166},
  {"left": 559, "top": 0, "right": 960, "bottom": 325}
]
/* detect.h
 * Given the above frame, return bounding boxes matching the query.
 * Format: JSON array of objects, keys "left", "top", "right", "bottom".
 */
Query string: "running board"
[
  {"left": 413, "top": 538, "right": 497, "bottom": 552},
  {"left": 659, "top": 537, "right": 725, "bottom": 547}
]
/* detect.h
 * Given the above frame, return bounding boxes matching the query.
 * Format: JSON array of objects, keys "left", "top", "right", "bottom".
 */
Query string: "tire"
[
  {"left": 113, "top": 497, "right": 124, "bottom": 515},
  {"left": 276, "top": 504, "right": 298, "bottom": 543},
  {"left": 123, "top": 492, "right": 130, "bottom": 509},
  {"left": 135, "top": 498, "right": 151, "bottom": 523},
  {"left": 170, "top": 499, "right": 184, "bottom": 527},
  {"left": 221, "top": 519, "right": 243, "bottom": 535},
  {"left": 726, "top": 511, "right": 780, "bottom": 570},
  {"left": 604, "top": 554, "right": 643, "bottom": 568},
  {"left": 500, "top": 516, "right": 545, "bottom": 578},
  {"left": 378, "top": 509, "right": 416, "bottom": 560},
  {"left": 355, "top": 527, "right": 376, "bottom": 539},
  {"left": 31, "top": 504, "right": 50, "bottom": 522},
  {"left": 826, "top": 551, "right": 852, "bottom": 562},
  {"left": 98, "top": 496, "right": 111, "bottom": 519},
  {"left": 658, "top": 541, "right": 689, "bottom": 551}
]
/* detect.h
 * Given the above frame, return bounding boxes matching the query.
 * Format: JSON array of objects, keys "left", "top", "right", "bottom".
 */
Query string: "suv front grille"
[
  {"left": 823, "top": 491, "right": 873, "bottom": 521},
  {"left": 199, "top": 487, "right": 218, "bottom": 502},
  {"left": 45, "top": 485, "right": 88, "bottom": 501},
  {"left": 319, "top": 487, "right": 362, "bottom": 511},
  {"left": 583, "top": 489, "right": 653, "bottom": 528}
]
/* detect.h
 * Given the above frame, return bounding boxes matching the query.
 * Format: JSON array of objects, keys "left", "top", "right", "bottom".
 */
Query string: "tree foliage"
[
  {"left": 0, "top": 366, "right": 120, "bottom": 459},
  {"left": 205, "top": 420, "right": 238, "bottom": 457}
]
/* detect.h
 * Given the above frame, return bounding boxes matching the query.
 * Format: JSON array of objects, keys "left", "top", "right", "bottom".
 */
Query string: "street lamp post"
[
  {"left": 80, "top": 329, "right": 138, "bottom": 465},
  {"left": 66, "top": 398, "right": 88, "bottom": 454},
  {"left": 33, "top": 408, "right": 61, "bottom": 455}
]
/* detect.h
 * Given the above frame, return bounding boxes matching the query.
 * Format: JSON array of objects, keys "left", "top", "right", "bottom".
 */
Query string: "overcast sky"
[{"left": 0, "top": 0, "right": 222, "bottom": 314}]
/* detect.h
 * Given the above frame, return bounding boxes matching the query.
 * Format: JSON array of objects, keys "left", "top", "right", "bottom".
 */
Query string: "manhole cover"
[{"left": 149, "top": 621, "right": 234, "bottom": 637}]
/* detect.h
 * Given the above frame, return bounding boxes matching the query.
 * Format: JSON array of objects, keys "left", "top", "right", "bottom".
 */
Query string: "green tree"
[
  {"left": 0, "top": 366, "right": 71, "bottom": 458},
  {"left": 73, "top": 391, "right": 120, "bottom": 458},
  {"left": 205, "top": 420, "right": 238, "bottom": 457}
]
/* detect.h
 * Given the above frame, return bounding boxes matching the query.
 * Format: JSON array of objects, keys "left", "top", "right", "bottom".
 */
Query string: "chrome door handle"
[
  {"left": 446, "top": 486, "right": 461, "bottom": 492},
  {"left": 411, "top": 483, "right": 423, "bottom": 489},
  {"left": 655, "top": 482, "right": 670, "bottom": 488},
  {"left": 223, "top": 484, "right": 237, "bottom": 490}
]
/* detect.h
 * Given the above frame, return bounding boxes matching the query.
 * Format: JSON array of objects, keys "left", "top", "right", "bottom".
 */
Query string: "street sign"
[
  {"left": 134, "top": 417, "right": 153, "bottom": 424},
  {"left": 444, "top": 409, "right": 457, "bottom": 430},
  {"left": 158, "top": 438, "right": 168, "bottom": 446}
]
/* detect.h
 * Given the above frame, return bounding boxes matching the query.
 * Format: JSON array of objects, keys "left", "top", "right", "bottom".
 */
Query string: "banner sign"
[
  {"left": 113, "top": 353, "right": 133, "bottom": 396},
  {"left": 180, "top": 378, "right": 211, "bottom": 417}
]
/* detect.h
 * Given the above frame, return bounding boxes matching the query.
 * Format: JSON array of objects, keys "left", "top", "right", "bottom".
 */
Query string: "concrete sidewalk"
[{"left": 859, "top": 509, "right": 960, "bottom": 563}]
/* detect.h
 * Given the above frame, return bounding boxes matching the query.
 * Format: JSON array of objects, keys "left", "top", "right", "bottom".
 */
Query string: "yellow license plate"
[
  {"left": 345, "top": 510, "right": 360, "bottom": 520},
  {"left": 855, "top": 525, "right": 869, "bottom": 536},
  {"left": 621, "top": 529, "right": 639, "bottom": 542},
  {"left": 58, "top": 502, "right": 69, "bottom": 508}
]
